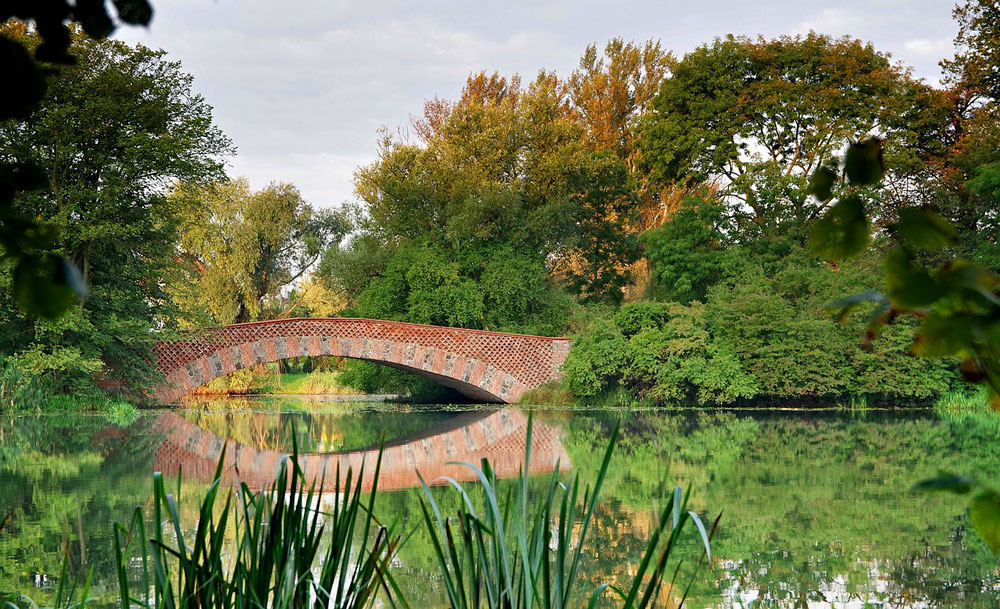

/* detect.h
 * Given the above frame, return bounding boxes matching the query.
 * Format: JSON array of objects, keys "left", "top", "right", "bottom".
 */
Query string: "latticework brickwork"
[
  {"left": 153, "top": 408, "right": 569, "bottom": 492},
  {"left": 151, "top": 318, "right": 571, "bottom": 404}
]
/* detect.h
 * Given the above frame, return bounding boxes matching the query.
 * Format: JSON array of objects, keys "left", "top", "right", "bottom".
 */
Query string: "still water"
[{"left": 1, "top": 398, "right": 999, "bottom": 608}]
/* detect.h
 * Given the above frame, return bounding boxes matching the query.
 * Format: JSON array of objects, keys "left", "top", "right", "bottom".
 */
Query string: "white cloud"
[{"left": 904, "top": 37, "right": 955, "bottom": 59}]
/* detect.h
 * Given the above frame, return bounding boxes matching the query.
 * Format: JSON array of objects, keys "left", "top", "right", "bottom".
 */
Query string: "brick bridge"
[
  {"left": 151, "top": 318, "right": 571, "bottom": 405},
  {"left": 152, "top": 408, "right": 569, "bottom": 492}
]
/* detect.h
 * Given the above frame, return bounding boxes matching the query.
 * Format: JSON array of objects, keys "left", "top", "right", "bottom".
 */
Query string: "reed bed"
[
  {"left": 416, "top": 417, "right": 718, "bottom": 609},
  {"left": 111, "top": 440, "right": 399, "bottom": 609}
]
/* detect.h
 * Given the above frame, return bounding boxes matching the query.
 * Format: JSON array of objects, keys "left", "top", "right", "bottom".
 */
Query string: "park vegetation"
[{"left": 0, "top": 1, "right": 998, "bottom": 409}]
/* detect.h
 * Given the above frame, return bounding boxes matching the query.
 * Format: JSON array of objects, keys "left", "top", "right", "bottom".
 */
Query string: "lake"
[{"left": 1, "top": 398, "right": 999, "bottom": 608}]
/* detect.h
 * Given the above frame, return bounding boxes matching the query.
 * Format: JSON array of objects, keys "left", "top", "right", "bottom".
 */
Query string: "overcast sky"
[{"left": 114, "top": 0, "right": 960, "bottom": 209}]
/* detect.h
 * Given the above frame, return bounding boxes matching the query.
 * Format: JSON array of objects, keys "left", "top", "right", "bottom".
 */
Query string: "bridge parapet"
[{"left": 151, "top": 318, "right": 570, "bottom": 404}]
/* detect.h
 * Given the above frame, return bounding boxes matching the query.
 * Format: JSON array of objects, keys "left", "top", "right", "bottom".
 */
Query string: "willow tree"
[{"left": 168, "top": 179, "right": 347, "bottom": 326}]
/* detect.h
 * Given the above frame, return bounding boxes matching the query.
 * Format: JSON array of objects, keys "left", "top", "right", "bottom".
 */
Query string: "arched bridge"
[{"left": 151, "top": 318, "right": 570, "bottom": 404}]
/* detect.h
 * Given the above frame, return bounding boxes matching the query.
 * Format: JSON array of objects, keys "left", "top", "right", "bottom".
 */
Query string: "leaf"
[
  {"left": 73, "top": 2, "right": 116, "bottom": 39},
  {"left": 937, "top": 260, "right": 1000, "bottom": 307},
  {"left": 912, "top": 472, "right": 975, "bottom": 495},
  {"left": 807, "top": 165, "right": 837, "bottom": 202},
  {"left": 884, "top": 247, "right": 944, "bottom": 308},
  {"left": 11, "top": 255, "right": 81, "bottom": 320},
  {"left": 896, "top": 208, "right": 959, "bottom": 251},
  {"left": 970, "top": 489, "right": 1000, "bottom": 554},
  {"left": 844, "top": 139, "right": 884, "bottom": 186},
  {"left": 825, "top": 290, "right": 887, "bottom": 324},
  {"left": 0, "top": 37, "right": 47, "bottom": 121},
  {"left": 912, "top": 311, "right": 972, "bottom": 357},
  {"left": 113, "top": 0, "right": 154, "bottom": 25},
  {"left": 808, "top": 194, "right": 869, "bottom": 261}
]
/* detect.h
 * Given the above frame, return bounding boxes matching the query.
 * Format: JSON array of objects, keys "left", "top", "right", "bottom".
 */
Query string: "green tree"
[
  {"left": 0, "top": 26, "right": 231, "bottom": 396},
  {"left": 640, "top": 194, "right": 736, "bottom": 303},
  {"left": 169, "top": 179, "right": 347, "bottom": 326},
  {"left": 1, "top": 3, "right": 153, "bottom": 320},
  {"left": 640, "top": 33, "right": 948, "bottom": 243}
]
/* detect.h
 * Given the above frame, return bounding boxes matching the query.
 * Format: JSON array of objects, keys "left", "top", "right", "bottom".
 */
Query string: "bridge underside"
[{"left": 151, "top": 318, "right": 570, "bottom": 405}]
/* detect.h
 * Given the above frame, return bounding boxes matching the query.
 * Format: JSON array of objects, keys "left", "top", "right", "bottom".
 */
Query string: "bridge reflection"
[{"left": 152, "top": 408, "right": 569, "bottom": 491}]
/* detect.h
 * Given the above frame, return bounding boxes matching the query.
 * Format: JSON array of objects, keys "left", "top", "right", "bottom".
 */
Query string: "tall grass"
[
  {"left": 934, "top": 386, "right": 991, "bottom": 416},
  {"left": 112, "top": 442, "right": 400, "bottom": 609},
  {"left": 417, "top": 417, "right": 719, "bottom": 609}
]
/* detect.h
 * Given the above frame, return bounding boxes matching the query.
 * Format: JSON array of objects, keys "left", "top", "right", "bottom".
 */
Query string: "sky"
[{"left": 114, "top": 0, "right": 960, "bottom": 209}]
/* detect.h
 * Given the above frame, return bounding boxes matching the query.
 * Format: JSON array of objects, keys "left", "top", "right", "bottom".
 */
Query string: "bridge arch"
[{"left": 151, "top": 318, "right": 570, "bottom": 405}]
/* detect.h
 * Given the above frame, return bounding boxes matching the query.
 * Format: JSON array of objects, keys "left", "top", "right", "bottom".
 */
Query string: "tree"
[
  {"left": 640, "top": 194, "right": 736, "bottom": 303},
  {"left": 945, "top": 0, "right": 1000, "bottom": 102},
  {"left": 568, "top": 38, "right": 679, "bottom": 232},
  {"left": 1, "top": 2, "right": 154, "bottom": 320},
  {"left": 0, "top": 26, "right": 231, "bottom": 394},
  {"left": 169, "top": 179, "right": 348, "bottom": 326},
  {"left": 640, "top": 33, "right": 948, "bottom": 243},
  {"left": 324, "top": 70, "right": 640, "bottom": 310},
  {"left": 568, "top": 39, "right": 674, "bottom": 171},
  {"left": 930, "top": 1, "right": 1000, "bottom": 272}
]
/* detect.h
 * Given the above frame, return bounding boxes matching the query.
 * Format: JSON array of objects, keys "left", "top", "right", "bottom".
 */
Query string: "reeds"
[
  {"left": 417, "top": 417, "right": 718, "bottom": 609},
  {"left": 112, "top": 442, "right": 399, "bottom": 609}
]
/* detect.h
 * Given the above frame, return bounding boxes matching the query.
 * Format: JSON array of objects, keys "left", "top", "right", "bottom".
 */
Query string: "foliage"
[
  {"left": 705, "top": 251, "right": 956, "bottom": 401},
  {"left": 0, "top": 26, "right": 231, "bottom": 397},
  {"left": 640, "top": 33, "right": 947, "bottom": 242},
  {"left": 0, "top": 356, "right": 45, "bottom": 409},
  {"left": 639, "top": 195, "right": 736, "bottom": 303},
  {"left": 564, "top": 301, "right": 756, "bottom": 404},
  {"left": 113, "top": 445, "right": 399, "bottom": 609},
  {"left": 1, "top": 2, "right": 153, "bottom": 321},
  {"left": 321, "top": 68, "right": 640, "bottom": 327},
  {"left": 168, "top": 179, "right": 347, "bottom": 326},
  {"left": 945, "top": 0, "right": 1000, "bottom": 101}
]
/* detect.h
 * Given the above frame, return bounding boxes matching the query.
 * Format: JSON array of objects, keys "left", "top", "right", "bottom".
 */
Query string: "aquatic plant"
[
  {"left": 112, "top": 443, "right": 399, "bottom": 609},
  {"left": 416, "top": 417, "right": 718, "bottom": 609}
]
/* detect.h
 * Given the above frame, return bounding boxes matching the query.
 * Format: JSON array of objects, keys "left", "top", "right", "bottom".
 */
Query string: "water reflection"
[
  {"left": 153, "top": 407, "right": 569, "bottom": 491},
  {"left": 2, "top": 402, "right": 1000, "bottom": 608}
]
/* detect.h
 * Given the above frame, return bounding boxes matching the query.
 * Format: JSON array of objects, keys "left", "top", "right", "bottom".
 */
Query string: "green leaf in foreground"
[
  {"left": 807, "top": 164, "right": 838, "bottom": 202},
  {"left": 12, "top": 255, "right": 83, "bottom": 320},
  {"left": 844, "top": 139, "right": 884, "bottom": 186},
  {"left": 912, "top": 311, "right": 974, "bottom": 357},
  {"left": 970, "top": 489, "right": 1000, "bottom": 554},
  {"left": 809, "top": 194, "right": 869, "bottom": 260},
  {"left": 885, "top": 247, "right": 944, "bottom": 308},
  {"left": 896, "top": 208, "right": 959, "bottom": 251}
]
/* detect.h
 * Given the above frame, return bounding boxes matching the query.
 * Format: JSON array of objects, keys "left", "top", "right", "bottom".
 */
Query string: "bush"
[
  {"left": 565, "top": 302, "right": 756, "bottom": 405},
  {"left": 704, "top": 251, "right": 956, "bottom": 401}
]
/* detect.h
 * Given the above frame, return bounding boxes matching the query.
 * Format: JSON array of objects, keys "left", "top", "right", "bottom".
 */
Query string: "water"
[{"left": 1, "top": 398, "right": 999, "bottom": 608}]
